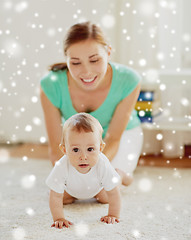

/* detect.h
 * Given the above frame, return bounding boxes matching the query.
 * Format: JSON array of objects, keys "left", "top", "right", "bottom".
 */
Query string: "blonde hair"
[
  {"left": 61, "top": 113, "right": 104, "bottom": 145},
  {"left": 49, "top": 21, "right": 109, "bottom": 71}
]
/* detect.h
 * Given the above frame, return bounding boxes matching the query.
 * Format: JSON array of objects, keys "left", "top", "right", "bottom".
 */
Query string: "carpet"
[{"left": 0, "top": 157, "right": 191, "bottom": 240}]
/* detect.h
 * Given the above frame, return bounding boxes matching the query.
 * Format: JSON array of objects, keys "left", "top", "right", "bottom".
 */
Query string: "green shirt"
[{"left": 40, "top": 62, "right": 141, "bottom": 138}]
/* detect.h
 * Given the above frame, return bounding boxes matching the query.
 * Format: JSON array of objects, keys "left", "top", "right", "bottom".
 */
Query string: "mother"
[{"left": 40, "top": 21, "right": 143, "bottom": 185}]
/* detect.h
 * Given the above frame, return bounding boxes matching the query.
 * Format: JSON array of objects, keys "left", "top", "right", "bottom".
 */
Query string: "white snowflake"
[
  {"left": 138, "top": 1, "right": 155, "bottom": 17},
  {"left": 22, "top": 156, "right": 28, "bottom": 161},
  {"left": 139, "top": 59, "right": 147, "bottom": 67},
  {"left": 156, "top": 133, "right": 163, "bottom": 141},
  {"left": 12, "top": 227, "right": 26, "bottom": 240},
  {"left": 126, "top": 153, "right": 136, "bottom": 161},
  {"left": 21, "top": 174, "right": 36, "bottom": 189},
  {"left": 15, "top": 1, "right": 28, "bottom": 13},
  {"left": 180, "top": 98, "right": 189, "bottom": 107},
  {"left": 112, "top": 176, "right": 119, "bottom": 184},
  {"left": 32, "top": 117, "right": 41, "bottom": 126},
  {"left": 3, "top": 39, "right": 23, "bottom": 58},
  {"left": 47, "top": 28, "right": 56, "bottom": 37},
  {"left": 101, "top": 14, "right": 115, "bottom": 29},
  {"left": 132, "top": 229, "right": 141, "bottom": 238},
  {"left": 25, "top": 207, "right": 35, "bottom": 216},
  {"left": 25, "top": 125, "right": 32, "bottom": 132},
  {"left": 40, "top": 136, "right": 46, "bottom": 143},
  {"left": 159, "top": 84, "right": 166, "bottom": 91},
  {"left": 138, "top": 178, "right": 152, "bottom": 192},
  {"left": 74, "top": 222, "right": 89, "bottom": 237}
]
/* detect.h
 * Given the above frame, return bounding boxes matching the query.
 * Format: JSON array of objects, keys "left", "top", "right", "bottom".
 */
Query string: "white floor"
[{"left": 1, "top": 157, "right": 191, "bottom": 240}]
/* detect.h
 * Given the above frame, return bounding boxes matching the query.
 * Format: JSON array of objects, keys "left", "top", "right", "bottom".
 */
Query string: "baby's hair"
[{"left": 61, "top": 113, "right": 103, "bottom": 144}]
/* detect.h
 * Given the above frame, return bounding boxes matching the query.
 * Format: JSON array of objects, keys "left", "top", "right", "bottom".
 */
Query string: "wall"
[
  {"left": 0, "top": 0, "right": 191, "bottom": 146},
  {"left": 0, "top": 0, "right": 118, "bottom": 143},
  {"left": 142, "top": 70, "right": 191, "bottom": 157}
]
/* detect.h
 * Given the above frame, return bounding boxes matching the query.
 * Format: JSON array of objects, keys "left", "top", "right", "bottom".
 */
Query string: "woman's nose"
[{"left": 81, "top": 64, "right": 91, "bottom": 76}]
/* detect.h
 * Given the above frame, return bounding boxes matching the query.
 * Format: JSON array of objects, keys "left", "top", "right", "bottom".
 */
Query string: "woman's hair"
[
  {"left": 61, "top": 113, "right": 103, "bottom": 144},
  {"left": 49, "top": 21, "right": 108, "bottom": 71}
]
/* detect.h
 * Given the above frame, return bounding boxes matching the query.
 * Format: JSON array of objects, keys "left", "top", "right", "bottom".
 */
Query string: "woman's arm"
[
  {"left": 103, "top": 83, "right": 141, "bottom": 161},
  {"left": 40, "top": 87, "right": 63, "bottom": 165}
]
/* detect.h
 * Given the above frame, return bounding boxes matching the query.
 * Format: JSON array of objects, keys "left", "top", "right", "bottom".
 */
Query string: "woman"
[{"left": 40, "top": 21, "right": 143, "bottom": 185}]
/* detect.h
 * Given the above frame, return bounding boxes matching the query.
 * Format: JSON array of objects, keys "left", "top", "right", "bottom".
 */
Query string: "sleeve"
[
  {"left": 40, "top": 71, "right": 62, "bottom": 108},
  {"left": 98, "top": 153, "right": 121, "bottom": 191},
  {"left": 121, "top": 67, "right": 141, "bottom": 100},
  {"left": 45, "top": 156, "right": 68, "bottom": 193}
]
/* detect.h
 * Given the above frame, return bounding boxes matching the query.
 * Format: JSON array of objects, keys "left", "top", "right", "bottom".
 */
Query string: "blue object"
[
  {"left": 138, "top": 116, "right": 153, "bottom": 123},
  {"left": 138, "top": 91, "right": 154, "bottom": 101}
]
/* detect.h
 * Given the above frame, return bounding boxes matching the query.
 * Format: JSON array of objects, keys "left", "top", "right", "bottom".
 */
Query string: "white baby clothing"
[{"left": 46, "top": 152, "right": 120, "bottom": 199}]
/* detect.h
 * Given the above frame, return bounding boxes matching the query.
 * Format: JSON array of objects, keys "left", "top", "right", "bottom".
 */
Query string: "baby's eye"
[
  {"left": 73, "top": 148, "right": 79, "bottom": 152},
  {"left": 87, "top": 147, "right": 94, "bottom": 152}
]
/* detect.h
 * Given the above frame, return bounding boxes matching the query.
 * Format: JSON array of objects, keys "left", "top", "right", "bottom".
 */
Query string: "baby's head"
[{"left": 59, "top": 113, "right": 105, "bottom": 174}]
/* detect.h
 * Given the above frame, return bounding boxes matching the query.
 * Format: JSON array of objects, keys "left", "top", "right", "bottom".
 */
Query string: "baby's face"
[{"left": 64, "top": 129, "right": 102, "bottom": 174}]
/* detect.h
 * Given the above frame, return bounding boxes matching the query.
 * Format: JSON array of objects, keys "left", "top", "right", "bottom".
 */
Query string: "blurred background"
[{"left": 0, "top": 0, "right": 191, "bottom": 158}]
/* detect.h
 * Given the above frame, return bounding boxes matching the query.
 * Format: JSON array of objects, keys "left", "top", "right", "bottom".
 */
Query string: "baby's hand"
[
  {"left": 51, "top": 218, "right": 73, "bottom": 229},
  {"left": 100, "top": 215, "right": 120, "bottom": 224}
]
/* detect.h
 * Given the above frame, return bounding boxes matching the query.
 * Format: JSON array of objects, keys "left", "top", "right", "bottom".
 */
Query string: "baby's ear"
[
  {"left": 100, "top": 141, "right": 106, "bottom": 152},
  {"left": 59, "top": 144, "right": 66, "bottom": 154}
]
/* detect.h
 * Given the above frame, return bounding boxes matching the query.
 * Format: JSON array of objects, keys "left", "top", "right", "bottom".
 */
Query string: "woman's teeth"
[{"left": 82, "top": 77, "right": 95, "bottom": 83}]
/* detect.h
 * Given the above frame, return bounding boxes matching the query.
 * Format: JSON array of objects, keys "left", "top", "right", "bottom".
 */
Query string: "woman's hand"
[
  {"left": 100, "top": 215, "right": 120, "bottom": 224},
  {"left": 51, "top": 218, "right": 73, "bottom": 228}
]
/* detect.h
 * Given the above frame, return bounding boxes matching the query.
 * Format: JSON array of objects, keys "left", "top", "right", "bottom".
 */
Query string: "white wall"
[
  {"left": 0, "top": 0, "right": 191, "bottom": 144},
  {"left": 0, "top": 0, "right": 118, "bottom": 143},
  {"left": 117, "top": 0, "right": 191, "bottom": 69},
  {"left": 141, "top": 71, "right": 191, "bottom": 157}
]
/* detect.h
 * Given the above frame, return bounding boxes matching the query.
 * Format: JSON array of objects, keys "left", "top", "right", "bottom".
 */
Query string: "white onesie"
[{"left": 46, "top": 152, "right": 120, "bottom": 199}]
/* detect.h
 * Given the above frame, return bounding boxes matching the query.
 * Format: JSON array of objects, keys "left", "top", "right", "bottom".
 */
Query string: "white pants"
[{"left": 111, "top": 126, "right": 143, "bottom": 174}]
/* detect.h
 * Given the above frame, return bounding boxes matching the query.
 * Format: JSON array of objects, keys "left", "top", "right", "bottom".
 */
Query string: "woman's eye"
[
  {"left": 72, "top": 62, "right": 81, "bottom": 65},
  {"left": 90, "top": 60, "right": 99, "bottom": 63},
  {"left": 87, "top": 147, "right": 94, "bottom": 152},
  {"left": 73, "top": 148, "right": 79, "bottom": 152}
]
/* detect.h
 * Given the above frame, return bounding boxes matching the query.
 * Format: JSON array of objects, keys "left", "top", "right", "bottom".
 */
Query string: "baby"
[{"left": 46, "top": 113, "right": 121, "bottom": 228}]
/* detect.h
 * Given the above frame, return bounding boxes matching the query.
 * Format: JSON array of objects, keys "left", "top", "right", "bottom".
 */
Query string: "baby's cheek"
[{"left": 91, "top": 154, "right": 99, "bottom": 164}]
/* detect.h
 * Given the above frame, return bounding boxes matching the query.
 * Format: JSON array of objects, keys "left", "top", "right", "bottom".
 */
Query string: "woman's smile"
[{"left": 80, "top": 76, "right": 97, "bottom": 84}]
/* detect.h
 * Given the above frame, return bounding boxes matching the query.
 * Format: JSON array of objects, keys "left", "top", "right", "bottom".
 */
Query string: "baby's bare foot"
[{"left": 116, "top": 168, "right": 133, "bottom": 186}]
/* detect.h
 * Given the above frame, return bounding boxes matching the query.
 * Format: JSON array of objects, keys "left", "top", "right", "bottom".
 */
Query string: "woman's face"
[{"left": 66, "top": 39, "right": 111, "bottom": 91}]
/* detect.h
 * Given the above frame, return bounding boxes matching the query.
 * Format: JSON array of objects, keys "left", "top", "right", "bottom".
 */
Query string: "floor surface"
[{"left": 0, "top": 156, "right": 191, "bottom": 240}]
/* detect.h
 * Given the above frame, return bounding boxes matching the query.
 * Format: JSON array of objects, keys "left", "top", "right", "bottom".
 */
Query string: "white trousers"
[{"left": 111, "top": 126, "right": 143, "bottom": 174}]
